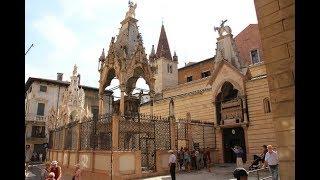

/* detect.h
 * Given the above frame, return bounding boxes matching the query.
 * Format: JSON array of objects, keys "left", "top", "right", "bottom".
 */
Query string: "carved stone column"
[
  {"left": 215, "top": 126, "right": 224, "bottom": 163},
  {"left": 119, "top": 84, "right": 126, "bottom": 116},
  {"left": 112, "top": 114, "right": 120, "bottom": 150},
  {"left": 149, "top": 90, "right": 155, "bottom": 116},
  {"left": 186, "top": 113, "right": 192, "bottom": 150},
  {"left": 241, "top": 124, "right": 249, "bottom": 163},
  {"left": 169, "top": 116, "right": 176, "bottom": 150},
  {"left": 241, "top": 96, "right": 248, "bottom": 123},
  {"left": 99, "top": 93, "right": 104, "bottom": 116}
]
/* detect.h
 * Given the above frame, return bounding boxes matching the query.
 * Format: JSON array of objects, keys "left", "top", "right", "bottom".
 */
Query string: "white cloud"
[
  {"left": 33, "top": 15, "right": 78, "bottom": 52},
  {"left": 58, "top": 0, "right": 124, "bottom": 20}
]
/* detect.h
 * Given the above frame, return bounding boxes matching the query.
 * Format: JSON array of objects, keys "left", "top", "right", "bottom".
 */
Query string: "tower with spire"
[{"left": 150, "top": 24, "right": 178, "bottom": 94}]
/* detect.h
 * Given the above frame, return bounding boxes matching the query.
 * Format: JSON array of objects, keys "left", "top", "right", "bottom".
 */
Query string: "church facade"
[{"left": 140, "top": 23, "right": 277, "bottom": 164}]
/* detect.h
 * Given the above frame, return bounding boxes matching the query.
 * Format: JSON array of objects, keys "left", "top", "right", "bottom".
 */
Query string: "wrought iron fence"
[
  {"left": 64, "top": 121, "right": 78, "bottom": 150},
  {"left": 48, "top": 114, "right": 112, "bottom": 151},
  {"left": 53, "top": 127, "right": 64, "bottom": 150},
  {"left": 119, "top": 113, "right": 171, "bottom": 171},
  {"left": 176, "top": 118, "right": 215, "bottom": 150},
  {"left": 79, "top": 114, "right": 112, "bottom": 150}
]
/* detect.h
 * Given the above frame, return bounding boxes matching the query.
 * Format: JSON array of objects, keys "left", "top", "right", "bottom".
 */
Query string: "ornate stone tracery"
[
  {"left": 46, "top": 65, "right": 92, "bottom": 131},
  {"left": 98, "top": 2, "right": 155, "bottom": 115}
]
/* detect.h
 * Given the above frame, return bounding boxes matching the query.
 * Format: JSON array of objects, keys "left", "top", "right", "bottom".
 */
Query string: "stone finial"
[
  {"left": 173, "top": 51, "right": 178, "bottom": 61},
  {"left": 214, "top": 19, "right": 232, "bottom": 37},
  {"left": 149, "top": 45, "right": 156, "bottom": 61},
  {"left": 125, "top": 1, "right": 137, "bottom": 19},
  {"left": 99, "top": 48, "right": 105, "bottom": 62},
  {"left": 73, "top": 64, "right": 78, "bottom": 76}
]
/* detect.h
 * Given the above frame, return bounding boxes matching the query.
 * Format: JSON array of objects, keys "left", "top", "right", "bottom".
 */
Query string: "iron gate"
[
  {"left": 119, "top": 113, "right": 171, "bottom": 172},
  {"left": 140, "top": 137, "right": 156, "bottom": 171}
]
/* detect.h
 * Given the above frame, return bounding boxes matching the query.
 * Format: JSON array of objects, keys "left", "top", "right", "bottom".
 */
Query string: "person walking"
[
  {"left": 50, "top": 161, "right": 62, "bottom": 180},
  {"left": 168, "top": 150, "right": 176, "bottom": 180},
  {"left": 264, "top": 145, "right": 279, "bottom": 180},
  {"left": 195, "top": 149, "right": 200, "bottom": 170},
  {"left": 178, "top": 147, "right": 184, "bottom": 171},
  {"left": 72, "top": 164, "right": 82, "bottom": 180},
  {"left": 232, "top": 146, "right": 244, "bottom": 168}
]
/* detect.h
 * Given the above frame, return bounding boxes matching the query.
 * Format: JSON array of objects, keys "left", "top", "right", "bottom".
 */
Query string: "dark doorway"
[
  {"left": 222, "top": 127, "right": 247, "bottom": 163},
  {"left": 33, "top": 144, "right": 46, "bottom": 162}
]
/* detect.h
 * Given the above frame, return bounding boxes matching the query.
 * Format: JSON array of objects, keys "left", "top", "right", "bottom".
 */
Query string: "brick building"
[{"left": 140, "top": 22, "right": 276, "bottom": 164}]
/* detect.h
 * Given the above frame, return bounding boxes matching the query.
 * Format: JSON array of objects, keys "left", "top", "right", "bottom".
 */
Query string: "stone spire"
[
  {"left": 149, "top": 45, "right": 156, "bottom": 62},
  {"left": 99, "top": 48, "right": 105, "bottom": 62},
  {"left": 156, "top": 24, "right": 172, "bottom": 60},
  {"left": 173, "top": 51, "right": 178, "bottom": 62}
]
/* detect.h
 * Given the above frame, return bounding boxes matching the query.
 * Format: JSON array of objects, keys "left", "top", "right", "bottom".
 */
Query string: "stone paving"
[{"left": 26, "top": 163, "right": 271, "bottom": 180}]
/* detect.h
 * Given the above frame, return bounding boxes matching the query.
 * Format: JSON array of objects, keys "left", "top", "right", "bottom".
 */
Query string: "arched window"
[{"left": 263, "top": 98, "right": 271, "bottom": 113}]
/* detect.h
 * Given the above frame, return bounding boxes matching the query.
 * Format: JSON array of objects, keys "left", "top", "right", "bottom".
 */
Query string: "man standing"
[
  {"left": 264, "top": 145, "right": 279, "bottom": 180},
  {"left": 168, "top": 150, "right": 176, "bottom": 180}
]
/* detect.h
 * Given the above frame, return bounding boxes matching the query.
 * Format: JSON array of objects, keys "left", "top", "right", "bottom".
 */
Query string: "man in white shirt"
[
  {"left": 264, "top": 145, "right": 279, "bottom": 180},
  {"left": 168, "top": 150, "right": 176, "bottom": 180}
]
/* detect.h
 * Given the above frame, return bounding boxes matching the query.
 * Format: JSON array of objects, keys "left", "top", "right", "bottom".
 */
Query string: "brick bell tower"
[{"left": 149, "top": 24, "right": 178, "bottom": 95}]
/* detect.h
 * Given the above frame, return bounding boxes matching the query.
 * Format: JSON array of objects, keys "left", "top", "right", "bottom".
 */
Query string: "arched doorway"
[
  {"left": 222, "top": 127, "right": 246, "bottom": 163},
  {"left": 215, "top": 81, "right": 247, "bottom": 163}
]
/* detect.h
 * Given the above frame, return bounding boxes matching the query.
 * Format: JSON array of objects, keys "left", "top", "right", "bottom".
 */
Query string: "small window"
[
  {"left": 31, "top": 126, "right": 45, "bottom": 138},
  {"left": 201, "top": 71, "right": 211, "bottom": 78},
  {"left": 37, "top": 103, "right": 45, "bottom": 116},
  {"left": 250, "top": 49, "right": 260, "bottom": 64},
  {"left": 169, "top": 65, "right": 173, "bottom": 73},
  {"left": 39, "top": 85, "right": 47, "bottom": 92},
  {"left": 167, "top": 64, "right": 170, "bottom": 73},
  {"left": 187, "top": 76, "right": 193, "bottom": 82},
  {"left": 263, "top": 98, "right": 271, "bottom": 113}
]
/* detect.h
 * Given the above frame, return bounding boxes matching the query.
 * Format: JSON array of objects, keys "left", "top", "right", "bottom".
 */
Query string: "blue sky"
[{"left": 25, "top": 0, "right": 258, "bottom": 94}]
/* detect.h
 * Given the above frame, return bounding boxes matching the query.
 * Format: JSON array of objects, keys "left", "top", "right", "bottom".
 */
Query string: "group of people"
[
  {"left": 176, "top": 147, "right": 212, "bottom": 173},
  {"left": 169, "top": 144, "right": 279, "bottom": 180},
  {"left": 246, "top": 144, "right": 279, "bottom": 180},
  {"left": 41, "top": 161, "right": 81, "bottom": 180},
  {"left": 168, "top": 147, "right": 212, "bottom": 180}
]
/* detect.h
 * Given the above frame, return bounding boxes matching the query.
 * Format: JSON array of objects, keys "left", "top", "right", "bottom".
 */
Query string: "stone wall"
[
  {"left": 141, "top": 78, "right": 214, "bottom": 122},
  {"left": 253, "top": 0, "right": 295, "bottom": 179},
  {"left": 245, "top": 77, "right": 276, "bottom": 161}
]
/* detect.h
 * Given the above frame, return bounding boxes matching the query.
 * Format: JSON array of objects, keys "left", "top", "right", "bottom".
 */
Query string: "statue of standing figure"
[
  {"left": 214, "top": 19, "right": 232, "bottom": 37},
  {"left": 125, "top": 1, "right": 137, "bottom": 19}
]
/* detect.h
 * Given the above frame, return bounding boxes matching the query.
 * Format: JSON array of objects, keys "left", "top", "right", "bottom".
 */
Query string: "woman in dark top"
[{"left": 260, "top": 145, "right": 268, "bottom": 167}]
